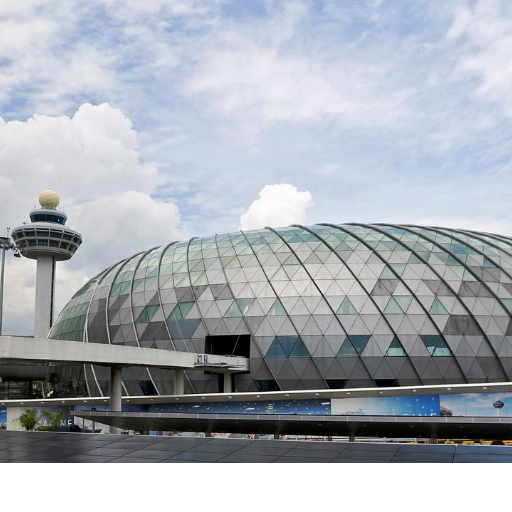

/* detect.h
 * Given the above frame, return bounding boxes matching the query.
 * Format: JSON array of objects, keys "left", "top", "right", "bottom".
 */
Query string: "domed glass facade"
[{"left": 49, "top": 224, "right": 512, "bottom": 396}]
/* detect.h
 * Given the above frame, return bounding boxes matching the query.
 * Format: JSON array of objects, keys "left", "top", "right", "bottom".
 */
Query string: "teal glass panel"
[
  {"left": 337, "top": 297, "right": 357, "bottom": 314},
  {"left": 266, "top": 339, "right": 287, "bottom": 357},
  {"left": 420, "top": 335, "right": 439, "bottom": 355},
  {"left": 236, "top": 299, "right": 254, "bottom": 316},
  {"left": 271, "top": 267, "right": 289, "bottom": 281},
  {"left": 168, "top": 302, "right": 194, "bottom": 320},
  {"left": 337, "top": 338, "right": 358, "bottom": 357},
  {"left": 110, "top": 282, "right": 121, "bottom": 297},
  {"left": 433, "top": 338, "right": 452, "bottom": 356},
  {"left": 135, "top": 305, "right": 160, "bottom": 324},
  {"left": 289, "top": 338, "right": 310, "bottom": 357},
  {"left": 386, "top": 336, "right": 406, "bottom": 357},
  {"left": 390, "top": 263, "right": 406, "bottom": 276},
  {"left": 146, "top": 267, "right": 158, "bottom": 278},
  {"left": 384, "top": 298, "right": 403, "bottom": 314},
  {"left": 502, "top": 299, "right": 512, "bottom": 313},
  {"left": 224, "top": 301, "right": 242, "bottom": 317},
  {"left": 283, "top": 265, "right": 300, "bottom": 279},
  {"left": 279, "top": 336, "right": 299, "bottom": 355},
  {"left": 429, "top": 298, "right": 449, "bottom": 315},
  {"left": 380, "top": 267, "right": 396, "bottom": 279},
  {"left": 268, "top": 299, "right": 287, "bottom": 316},
  {"left": 351, "top": 335, "right": 371, "bottom": 355}
]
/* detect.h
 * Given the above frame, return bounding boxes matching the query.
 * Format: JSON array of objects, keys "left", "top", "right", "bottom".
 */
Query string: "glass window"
[
  {"left": 386, "top": 337, "right": 406, "bottom": 357},
  {"left": 135, "top": 305, "right": 160, "bottom": 323}
]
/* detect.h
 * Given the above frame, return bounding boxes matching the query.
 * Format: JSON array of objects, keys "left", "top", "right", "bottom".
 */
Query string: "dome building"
[{"left": 49, "top": 223, "right": 512, "bottom": 397}]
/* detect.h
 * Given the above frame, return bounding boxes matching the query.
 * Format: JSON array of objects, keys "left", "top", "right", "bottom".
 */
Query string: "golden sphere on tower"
[{"left": 39, "top": 189, "right": 60, "bottom": 208}]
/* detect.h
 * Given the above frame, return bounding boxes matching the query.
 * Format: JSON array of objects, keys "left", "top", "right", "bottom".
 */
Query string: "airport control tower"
[{"left": 11, "top": 190, "right": 82, "bottom": 338}]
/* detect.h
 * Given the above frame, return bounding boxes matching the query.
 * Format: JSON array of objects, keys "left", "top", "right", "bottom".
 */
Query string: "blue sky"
[{"left": 1, "top": 0, "right": 512, "bottom": 333}]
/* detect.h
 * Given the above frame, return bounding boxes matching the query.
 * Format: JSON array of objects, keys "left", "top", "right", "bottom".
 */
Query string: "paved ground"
[{"left": 1, "top": 431, "right": 512, "bottom": 462}]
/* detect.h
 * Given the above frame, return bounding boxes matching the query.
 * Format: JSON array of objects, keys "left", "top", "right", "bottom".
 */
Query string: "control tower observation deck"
[{"left": 11, "top": 190, "right": 82, "bottom": 338}]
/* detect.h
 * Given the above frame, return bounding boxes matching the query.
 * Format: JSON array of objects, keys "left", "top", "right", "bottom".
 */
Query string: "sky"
[{"left": 1, "top": 0, "right": 512, "bottom": 334}]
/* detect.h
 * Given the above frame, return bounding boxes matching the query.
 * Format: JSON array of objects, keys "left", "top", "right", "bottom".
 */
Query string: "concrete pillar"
[
  {"left": 430, "top": 433, "right": 438, "bottom": 444},
  {"left": 110, "top": 366, "right": 122, "bottom": 434},
  {"left": 274, "top": 432, "right": 281, "bottom": 440},
  {"left": 175, "top": 369, "right": 184, "bottom": 395},
  {"left": 349, "top": 434, "right": 355, "bottom": 442},
  {"left": 205, "top": 431, "right": 212, "bottom": 438},
  {"left": 34, "top": 256, "right": 55, "bottom": 338},
  {"left": 223, "top": 372, "right": 232, "bottom": 393}
]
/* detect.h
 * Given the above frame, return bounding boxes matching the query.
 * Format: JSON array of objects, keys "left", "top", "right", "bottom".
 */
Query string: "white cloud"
[
  {"left": 447, "top": 0, "right": 512, "bottom": 116},
  {"left": 240, "top": 184, "right": 313, "bottom": 231},
  {"left": 69, "top": 190, "right": 182, "bottom": 266},
  {"left": 0, "top": 103, "right": 183, "bottom": 335},
  {"left": 186, "top": 2, "right": 412, "bottom": 132}
]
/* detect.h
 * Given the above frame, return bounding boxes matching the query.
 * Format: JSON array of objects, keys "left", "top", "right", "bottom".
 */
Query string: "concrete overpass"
[
  {"left": 74, "top": 410, "right": 512, "bottom": 442},
  {"left": 0, "top": 335, "right": 249, "bottom": 432}
]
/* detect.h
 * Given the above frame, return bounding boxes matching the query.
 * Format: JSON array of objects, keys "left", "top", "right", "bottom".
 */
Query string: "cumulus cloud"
[
  {"left": 70, "top": 190, "right": 182, "bottom": 266},
  {"left": 0, "top": 103, "right": 183, "bottom": 335},
  {"left": 240, "top": 184, "right": 313, "bottom": 231}
]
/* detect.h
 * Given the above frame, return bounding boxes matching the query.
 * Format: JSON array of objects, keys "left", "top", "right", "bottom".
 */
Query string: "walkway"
[{"left": 0, "top": 431, "right": 511, "bottom": 462}]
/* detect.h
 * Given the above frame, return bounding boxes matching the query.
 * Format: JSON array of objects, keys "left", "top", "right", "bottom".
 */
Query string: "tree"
[
  {"left": 41, "top": 409, "right": 67, "bottom": 431},
  {"left": 18, "top": 409, "right": 40, "bottom": 431}
]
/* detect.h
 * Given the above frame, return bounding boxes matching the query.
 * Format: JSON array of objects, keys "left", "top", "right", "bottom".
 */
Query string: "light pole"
[{"left": 0, "top": 230, "right": 21, "bottom": 335}]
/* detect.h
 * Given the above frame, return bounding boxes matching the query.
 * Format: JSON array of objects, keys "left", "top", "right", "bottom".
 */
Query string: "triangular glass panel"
[
  {"left": 289, "top": 338, "right": 310, "bottom": 357},
  {"left": 408, "top": 253, "right": 423, "bottom": 264},
  {"left": 304, "top": 253, "right": 323, "bottom": 264},
  {"left": 236, "top": 298, "right": 254, "bottom": 316},
  {"left": 394, "top": 295, "right": 412, "bottom": 313},
  {"left": 135, "top": 305, "right": 160, "bottom": 324},
  {"left": 351, "top": 335, "right": 371, "bottom": 355},
  {"left": 386, "top": 336, "right": 406, "bottom": 357},
  {"left": 337, "top": 338, "right": 358, "bottom": 357},
  {"left": 429, "top": 298, "right": 449, "bottom": 315},
  {"left": 380, "top": 267, "right": 396, "bottom": 279},
  {"left": 384, "top": 297, "right": 403, "bottom": 314},
  {"left": 420, "top": 334, "right": 441, "bottom": 355},
  {"left": 271, "top": 267, "right": 289, "bottom": 281},
  {"left": 224, "top": 301, "right": 242, "bottom": 317},
  {"left": 433, "top": 338, "right": 452, "bottom": 356},
  {"left": 279, "top": 336, "right": 299, "bottom": 356},
  {"left": 337, "top": 297, "right": 357, "bottom": 315},
  {"left": 268, "top": 299, "right": 287, "bottom": 316},
  {"left": 283, "top": 265, "right": 300, "bottom": 279}
]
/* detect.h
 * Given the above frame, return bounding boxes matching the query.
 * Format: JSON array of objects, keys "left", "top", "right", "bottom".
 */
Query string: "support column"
[
  {"left": 223, "top": 372, "right": 232, "bottom": 394},
  {"left": 110, "top": 366, "right": 122, "bottom": 434},
  {"left": 34, "top": 256, "right": 55, "bottom": 338},
  {"left": 174, "top": 369, "right": 184, "bottom": 395},
  {"left": 430, "top": 433, "right": 438, "bottom": 444},
  {"left": 349, "top": 434, "right": 355, "bottom": 442}
]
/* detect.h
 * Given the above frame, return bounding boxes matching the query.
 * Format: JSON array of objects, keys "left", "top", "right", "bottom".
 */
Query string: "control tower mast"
[{"left": 11, "top": 190, "right": 82, "bottom": 338}]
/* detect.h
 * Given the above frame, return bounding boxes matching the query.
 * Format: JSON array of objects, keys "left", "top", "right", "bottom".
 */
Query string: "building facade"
[{"left": 49, "top": 223, "right": 512, "bottom": 397}]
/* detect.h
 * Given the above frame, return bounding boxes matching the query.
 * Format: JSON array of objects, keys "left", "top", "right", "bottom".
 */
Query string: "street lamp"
[{"left": 0, "top": 229, "right": 21, "bottom": 335}]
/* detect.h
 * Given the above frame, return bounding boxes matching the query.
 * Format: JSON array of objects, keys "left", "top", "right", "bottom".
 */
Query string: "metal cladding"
[{"left": 49, "top": 223, "right": 512, "bottom": 396}]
